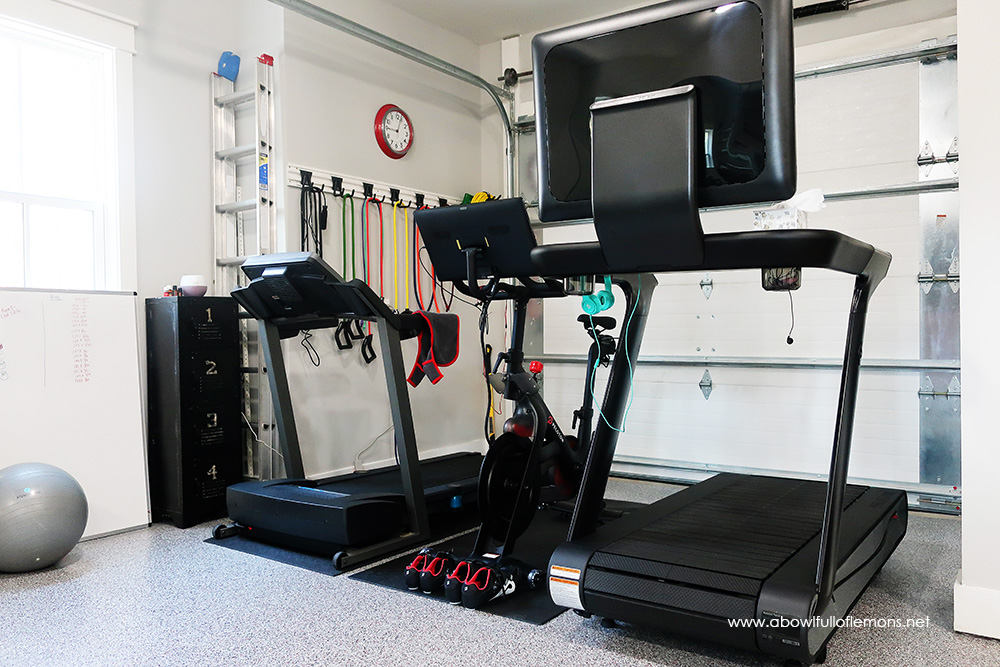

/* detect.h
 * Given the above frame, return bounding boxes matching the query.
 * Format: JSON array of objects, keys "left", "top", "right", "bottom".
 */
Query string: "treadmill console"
[{"left": 232, "top": 252, "right": 393, "bottom": 336}]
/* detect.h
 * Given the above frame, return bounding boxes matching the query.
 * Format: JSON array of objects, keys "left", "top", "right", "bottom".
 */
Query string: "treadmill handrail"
[{"left": 529, "top": 229, "right": 891, "bottom": 289}]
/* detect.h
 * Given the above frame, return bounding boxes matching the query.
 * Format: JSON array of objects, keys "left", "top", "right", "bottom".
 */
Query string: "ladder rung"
[
  {"left": 216, "top": 200, "right": 256, "bottom": 214},
  {"left": 215, "top": 144, "right": 256, "bottom": 161},
  {"left": 215, "top": 89, "right": 255, "bottom": 106},
  {"left": 217, "top": 256, "right": 249, "bottom": 267}
]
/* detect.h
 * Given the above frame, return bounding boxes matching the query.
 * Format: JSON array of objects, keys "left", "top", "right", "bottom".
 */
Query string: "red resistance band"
[{"left": 363, "top": 198, "right": 384, "bottom": 335}]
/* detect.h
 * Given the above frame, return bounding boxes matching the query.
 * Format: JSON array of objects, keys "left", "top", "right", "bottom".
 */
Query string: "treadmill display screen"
[{"left": 533, "top": 0, "right": 796, "bottom": 221}]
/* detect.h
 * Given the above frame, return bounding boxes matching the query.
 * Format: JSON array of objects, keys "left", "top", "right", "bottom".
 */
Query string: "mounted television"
[{"left": 533, "top": 0, "right": 796, "bottom": 223}]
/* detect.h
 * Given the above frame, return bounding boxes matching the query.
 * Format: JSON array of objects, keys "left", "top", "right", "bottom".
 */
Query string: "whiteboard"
[{"left": 0, "top": 288, "right": 149, "bottom": 538}]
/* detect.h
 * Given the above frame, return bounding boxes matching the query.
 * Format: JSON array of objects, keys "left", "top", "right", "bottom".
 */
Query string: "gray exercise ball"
[{"left": 0, "top": 462, "right": 89, "bottom": 573}]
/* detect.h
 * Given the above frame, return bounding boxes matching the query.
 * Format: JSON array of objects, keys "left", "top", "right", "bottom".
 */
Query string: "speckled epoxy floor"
[{"left": 1, "top": 478, "right": 997, "bottom": 667}]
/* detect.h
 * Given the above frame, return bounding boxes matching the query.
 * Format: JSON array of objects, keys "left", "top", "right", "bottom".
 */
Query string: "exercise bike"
[{"left": 405, "top": 288, "right": 618, "bottom": 609}]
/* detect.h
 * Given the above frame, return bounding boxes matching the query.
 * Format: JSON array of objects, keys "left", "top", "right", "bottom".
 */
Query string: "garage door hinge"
[
  {"left": 700, "top": 274, "right": 713, "bottom": 299},
  {"left": 699, "top": 369, "right": 713, "bottom": 400},
  {"left": 917, "top": 257, "right": 959, "bottom": 294},
  {"left": 917, "top": 137, "right": 959, "bottom": 176},
  {"left": 918, "top": 375, "right": 961, "bottom": 399}
]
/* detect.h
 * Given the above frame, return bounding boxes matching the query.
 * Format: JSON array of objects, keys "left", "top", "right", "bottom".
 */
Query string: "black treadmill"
[
  {"left": 222, "top": 252, "right": 480, "bottom": 569},
  {"left": 414, "top": 1, "right": 908, "bottom": 663}
]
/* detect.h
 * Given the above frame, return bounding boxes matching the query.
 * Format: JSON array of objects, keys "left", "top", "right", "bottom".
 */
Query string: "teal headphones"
[{"left": 582, "top": 275, "right": 615, "bottom": 315}]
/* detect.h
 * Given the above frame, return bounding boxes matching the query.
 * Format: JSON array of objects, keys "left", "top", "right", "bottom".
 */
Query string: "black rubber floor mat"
[
  {"left": 205, "top": 534, "right": 341, "bottom": 574},
  {"left": 349, "top": 501, "right": 638, "bottom": 625},
  {"left": 204, "top": 508, "right": 481, "bottom": 575}
]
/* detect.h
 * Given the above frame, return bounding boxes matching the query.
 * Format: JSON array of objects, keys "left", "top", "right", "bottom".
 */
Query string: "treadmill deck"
[
  {"left": 312, "top": 451, "right": 483, "bottom": 498},
  {"left": 226, "top": 452, "right": 484, "bottom": 553},
  {"left": 593, "top": 474, "right": 867, "bottom": 592}
]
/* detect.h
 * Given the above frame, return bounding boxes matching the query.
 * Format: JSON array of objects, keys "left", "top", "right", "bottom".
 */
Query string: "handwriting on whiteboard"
[
  {"left": 72, "top": 297, "right": 92, "bottom": 383},
  {"left": 1, "top": 305, "right": 22, "bottom": 320},
  {"left": 0, "top": 342, "right": 7, "bottom": 381}
]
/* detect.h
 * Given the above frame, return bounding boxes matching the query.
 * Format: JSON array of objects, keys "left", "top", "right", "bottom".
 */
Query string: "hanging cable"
[
  {"left": 416, "top": 247, "right": 479, "bottom": 309},
  {"left": 299, "top": 178, "right": 326, "bottom": 256},
  {"left": 441, "top": 279, "right": 455, "bottom": 312},
  {"left": 787, "top": 291, "right": 796, "bottom": 345},
  {"left": 300, "top": 330, "right": 321, "bottom": 366},
  {"left": 478, "top": 281, "right": 499, "bottom": 444},
  {"left": 413, "top": 206, "right": 439, "bottom": 312},
  {"left": 415, "top": 241, "right": 436, "bottom": 311},
  {"left": 590, "top": 281, "right": 641, "bottom": 434},
  {"left": 494, "top": 304, "right": 508, "bottom": 418}
]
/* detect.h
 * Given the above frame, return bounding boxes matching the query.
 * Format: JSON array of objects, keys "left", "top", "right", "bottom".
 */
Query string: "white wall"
[
  {"left": 954, "top": 0, "right": 1000, "bottom": 641},
  {"left": 77, "top": 0, "right": 239, "bottom": 299},
  {"left": 53, "top": 0, "right": 505, "bottom": 478},
  {"left": 277, "top": 0, "right": 507, "bottom": 476}
]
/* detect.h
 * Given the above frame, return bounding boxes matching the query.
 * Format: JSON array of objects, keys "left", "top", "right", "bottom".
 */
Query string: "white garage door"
[{"left": 528, "top": 39, "right": 960, "bottom": 509}]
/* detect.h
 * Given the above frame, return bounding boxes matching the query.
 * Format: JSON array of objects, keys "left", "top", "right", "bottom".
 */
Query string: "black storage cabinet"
[{"left": 146, "top": 296, "right": 242, "bottom": 528}]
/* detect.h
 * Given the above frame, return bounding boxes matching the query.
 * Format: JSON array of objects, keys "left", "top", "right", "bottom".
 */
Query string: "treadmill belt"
[
  {"left": 318, "top": 453, "right": 482, "bottom": 496},
  {"left": 601, "top": 475, "right": 867, "bottom": 582}
]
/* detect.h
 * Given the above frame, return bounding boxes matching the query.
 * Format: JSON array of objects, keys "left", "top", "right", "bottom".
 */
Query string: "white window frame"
[{"left": 0, "top": 0, "right": 136, "bottom": 291}]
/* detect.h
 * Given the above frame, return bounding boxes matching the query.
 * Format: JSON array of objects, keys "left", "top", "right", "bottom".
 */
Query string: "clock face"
[{"left": 375, "top": 105, "right": 413, "bottom": 159}]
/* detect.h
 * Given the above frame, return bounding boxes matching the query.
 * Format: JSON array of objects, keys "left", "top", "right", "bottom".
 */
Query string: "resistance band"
[
  {"left": 342, "top": 192, "right": 356, "bottom": 279},
  {"left": 361, "top": 197, "right": 369, "bottom": 284},
  {"left": 403, "top": 204, "right": 410, "bottom": 311},
  {"left": 376, "top": 198, "right": 385, "bottom": 305},
  {"left": 392, "top": 200, "right": 400, "bottom": 310},
  {"left": 362, "top": 197, "right": 373, "bottom": 334},
  {"left": 356, "top": 196, "right": 379, "bottom": 364}
]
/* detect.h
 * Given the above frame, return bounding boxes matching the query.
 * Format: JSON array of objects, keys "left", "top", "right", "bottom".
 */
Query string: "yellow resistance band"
[{"left": 404, "top": 205, "right": 410, "bottom": 310}]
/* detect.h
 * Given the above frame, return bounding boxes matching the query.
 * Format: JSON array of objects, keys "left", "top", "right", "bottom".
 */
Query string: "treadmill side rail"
[
  {"left": 548, "top": 542, "right": 593, "bottom": 610},
  {"left": 756, "top": 488, "right": 908, "bottom": 663}
]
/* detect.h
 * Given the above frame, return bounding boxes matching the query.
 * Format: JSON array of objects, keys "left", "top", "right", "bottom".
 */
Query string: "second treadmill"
[{"left": 220, "top": 252, "right": 481, "bottom": 568}]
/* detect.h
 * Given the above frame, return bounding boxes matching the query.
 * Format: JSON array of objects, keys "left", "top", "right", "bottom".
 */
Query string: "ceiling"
[
  {"left": 377, "top": 0, "right": 646, "bottom": 45},
  {"left": 375, "top": 0, "right": 923, "bottom": 46}
]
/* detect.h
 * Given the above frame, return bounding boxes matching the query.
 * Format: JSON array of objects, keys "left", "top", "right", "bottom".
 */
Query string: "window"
[{"left": 0, "top": 4, "right": 133, "bottom": 291}]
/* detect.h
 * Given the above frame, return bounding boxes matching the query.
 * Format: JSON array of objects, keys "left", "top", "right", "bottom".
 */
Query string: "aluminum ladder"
[{"left": 212, "top": 54, "right": 278, "bottom": 480}]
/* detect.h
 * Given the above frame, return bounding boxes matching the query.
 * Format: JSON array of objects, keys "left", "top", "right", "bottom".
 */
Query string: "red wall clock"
[{"left": 374, "top": 104, "right": 413, "bottom": 159}]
